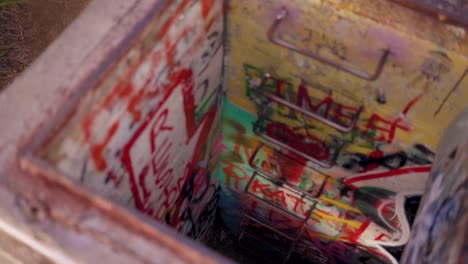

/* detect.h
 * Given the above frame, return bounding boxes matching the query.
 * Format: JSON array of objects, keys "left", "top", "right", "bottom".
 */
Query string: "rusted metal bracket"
[
  {"left": 252, "top": 119, "right": 343, "bottom": 168},
  {"left": 267, "top": 7, "right": 390, "bottom": 81},
  {"left": 260, "top": 74, "right": 364, "bottom": 133},
  {"left": 248, "top": 143, "right": 329, "bottom": 198}
]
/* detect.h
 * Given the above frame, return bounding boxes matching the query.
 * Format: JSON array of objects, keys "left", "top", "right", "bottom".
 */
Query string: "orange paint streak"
[
  {"left": 204, "top": 8, "right": 222, "bottom": 32},
  {"left": 117, "top": 82, "right": 134, "bottom": 99},
  {"left": 126, "top": 49, "right": 164, "bottom": 122},
  {"left": 233, "top": 143, "right": 254, "bottom": 163},
  {"left": 201, "top": 0, "right": 216, "bottom": 18},
  {"left": 402, "top": 92, "right": 425, "bottom": 115},
  {"left": 164, "top": 27, "right": 194, "bottom": 68},
  {"left": 81, "top": 54, "right": 144, "bottom": 141},
  {"left": 83, "top": 0, "right": 216, "bottom": 176},
  {"left": 349, "top": 219, "right": 371, "bottom": 243},
  {"left": 165, "top": 39, "right": 176, "bottom": 69},
  {"left": 156, "top": 0, "right": 192, "bottom": 40},
  {"left": 82, "top": 111, "right": 96, "bottom": 141},
  {"left": 91, "top": 121, "right": 120, "bottom": 172},
  {"left": 187, "top": 33, "right": 206, "bottom": 57},
  {"left": 127, "top": 89, "right": 146, "bottom": 122},
  {"left": 375, "top": 233, "right": 392, "bottom": 241},
  {"left": 222, "top": 161, "right": 250, "bottom": 189}
]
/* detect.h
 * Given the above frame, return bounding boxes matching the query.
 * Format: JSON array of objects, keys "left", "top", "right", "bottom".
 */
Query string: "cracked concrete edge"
[{"left": 0, "top": 0, "right": 232, "bottom": 263}]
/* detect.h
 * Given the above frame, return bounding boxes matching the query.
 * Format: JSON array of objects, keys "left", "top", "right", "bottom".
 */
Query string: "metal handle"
[
  {"left": 267, "top": 8, "right": 390, "bottom": 81},
  {"left": 261, "top": 74, "right": 363, "bottom": 133},
  {"left": 248, "top": 143, "right": 328, "bottom": 198},
  {"left": 253, "top": 119, "right": 342, "bottom": 169},
  {"left": 245, "top": 171, "right": 316, "bottom": 221}
]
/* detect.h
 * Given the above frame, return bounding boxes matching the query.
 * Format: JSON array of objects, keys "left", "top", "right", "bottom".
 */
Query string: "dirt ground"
[{"left": 0, "top": 0, "right": 91, "bottom": 90}]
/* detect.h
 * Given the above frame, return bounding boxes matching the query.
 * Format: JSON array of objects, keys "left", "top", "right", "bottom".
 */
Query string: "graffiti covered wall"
[
  {"left": 37, "top": 0, "right": 224, "bottom": 241},
  {"left": 218, "top": 0, "right": 468, "bottom": 263},
  {"left": 21, "top": 0, "right": 468, "bottom": 261}
]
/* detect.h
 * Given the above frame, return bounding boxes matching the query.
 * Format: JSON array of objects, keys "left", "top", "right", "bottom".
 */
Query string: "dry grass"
[
  {"left": 0, "top": 0, "right": 90, "bottom": 90},
  {"left": 0, "top": 1, "right": 32, "bottom": 89}
]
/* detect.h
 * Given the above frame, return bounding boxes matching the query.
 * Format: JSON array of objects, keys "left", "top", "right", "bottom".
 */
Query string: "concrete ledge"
[{"left": 0, "top": 0, "right": 231, "bottom": 263}]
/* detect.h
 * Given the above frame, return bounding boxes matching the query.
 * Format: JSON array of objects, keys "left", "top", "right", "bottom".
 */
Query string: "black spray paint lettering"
[
  {"left": 165, "top": 168, "right": 220, "bottom": 240},
  {"left": 340, "top": 144, "right": 434, "bottom": 172},
  {"left": 196, "top": 30, "right": 222, "bottom": 99}
]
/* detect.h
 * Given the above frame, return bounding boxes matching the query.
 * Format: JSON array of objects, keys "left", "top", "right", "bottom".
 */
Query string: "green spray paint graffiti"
[{"left": 215, "top": 64, "right": 435, "bottom": 263}]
